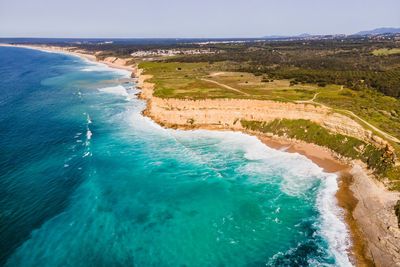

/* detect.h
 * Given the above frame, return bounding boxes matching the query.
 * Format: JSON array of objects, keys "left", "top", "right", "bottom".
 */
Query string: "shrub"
[{"left": 395, "top": 200, "right": 400, "bottom": 228}]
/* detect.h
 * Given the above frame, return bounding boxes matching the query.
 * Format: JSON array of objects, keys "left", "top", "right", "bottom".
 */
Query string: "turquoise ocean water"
[{"left": 0, "top": 47, "right": 352, "bottom": 266}]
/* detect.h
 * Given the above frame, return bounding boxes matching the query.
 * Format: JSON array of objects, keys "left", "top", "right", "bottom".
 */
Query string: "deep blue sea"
[{"left": 0, "top": 46, "right": 352, "bottom": 266}]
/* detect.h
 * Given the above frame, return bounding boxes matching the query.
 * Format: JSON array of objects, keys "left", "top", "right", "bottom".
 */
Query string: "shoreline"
[
  {"left": 259, "top": 134, "right": 399, "bottom": 266},
  {"left": 137, "top": 68, "right": 400, "bottom": 265},
  {"left": 0, "top": 43, "right": 136, "bottom": 72},
  {"left": 5, "top": 43, "right": 399, "bottom": 266},
  {"left": 148, "top": 122, "right": 373, "bottom": 265},
  {"left": 258, "top": 135, "right": 374, "bottom": 266}
]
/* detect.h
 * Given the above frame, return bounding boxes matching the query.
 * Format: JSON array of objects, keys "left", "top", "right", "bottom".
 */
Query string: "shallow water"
[{"left": 0, "top": 47, "right": 351, "bottom": 266}]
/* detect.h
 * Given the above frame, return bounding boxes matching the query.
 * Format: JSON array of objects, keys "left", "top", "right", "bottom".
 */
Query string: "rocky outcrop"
[{"left": 350, "top": 165, "right": 400, "bottom": 267}]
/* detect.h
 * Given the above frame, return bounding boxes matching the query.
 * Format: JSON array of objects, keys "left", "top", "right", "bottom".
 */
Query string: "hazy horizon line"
[{"left": 1, "top": 26, "right": 399, "bottom": 39}]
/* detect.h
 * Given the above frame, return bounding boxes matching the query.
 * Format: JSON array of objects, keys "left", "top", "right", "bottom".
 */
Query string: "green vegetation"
[
  {"left": 316, "top": 88, "right": 400, "bottom": 141},
  {"left": 139, "top": 61, "right": 245, "bottom": 99},
  {"left": 141, "top": 61, "right": 400, "bottom": 143},
  {"left": 204, "top": 71, "right": 342, "bottom": 101},
  {"left": 141, "top": 59, "right": 400, "bottom": 191},
  {"left": 168, "top": 40, "right": 400, "bottom": 98},
  {"left": 265, "top": 67, "right": 400, "bottom": 98},
  {"left": 395, "top": 200, "right": 400, "bottom": 228},
  {"left": 372, "top": 48, "right": 400, "bottom": 56},
  {"left": 61, "top": 37, "right": 400, "bottom": 98},
  {"left": 141, "top": 61, "right": 400, "bottom": 142},
  {"left": 241, "top": 119, "right": 400, "bottom": 189},
  {"left": 139, "top": 61, "right": 339, "bottom": 101}
]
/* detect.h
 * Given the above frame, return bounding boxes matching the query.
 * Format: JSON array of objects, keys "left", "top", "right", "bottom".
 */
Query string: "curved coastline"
[
  {"left": 135, "top": 63, "right": 400, "bottom": 266},
  {"left": 5, "top": 43, "right": 399, "bottom": 266}
]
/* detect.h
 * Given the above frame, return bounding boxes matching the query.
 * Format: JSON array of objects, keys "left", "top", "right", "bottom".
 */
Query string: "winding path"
[
  {"left": 204, "top": 79, "right": 400, "bottom": 144},
  {"left": 201, "top": 78, "right": 250, "bottom": 96},
  {"left": 334, "top": 109, "right": 400, "bottom": 144},
  {"left": 295, "top": 92, "right": 321, "bottom": 104},
  {"left": 299, "top": 86, "right": 400, "bottom": 144}
]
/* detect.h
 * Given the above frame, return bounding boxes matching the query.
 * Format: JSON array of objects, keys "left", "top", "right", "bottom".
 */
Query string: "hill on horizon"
[{"left": 354, "top": 27, "right": 400, "bottom": 35}]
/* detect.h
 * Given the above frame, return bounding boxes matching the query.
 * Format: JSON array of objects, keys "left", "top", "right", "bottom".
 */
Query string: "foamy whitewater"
[
  {"left": 99, "top": 85, "right": 129, "bottom": 97},
  {"left": 0, "top": 46, "right": 352, "bottom": 266}
]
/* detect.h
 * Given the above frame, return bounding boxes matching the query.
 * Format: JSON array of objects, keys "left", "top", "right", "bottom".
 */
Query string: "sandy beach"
[
  {"left": 257, "top": 135, "right": 375, "bottom": 266},
  {"left": 0, "top": 44, "right": 136, "bottom": 72},
  {"left": 261, "top": 134, "right": 400, "bottom": 266},
  {"left": 6, "top": 43, "right": 399, "bottom": 266}
]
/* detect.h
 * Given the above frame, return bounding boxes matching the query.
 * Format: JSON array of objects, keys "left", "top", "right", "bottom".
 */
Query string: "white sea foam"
[
  {"left": 82, "top": 151, "right": 91, "bottom": 158},
  {"left": 162, "top": 129, "right": 352, "bottom": 265},
  {"left": 317, "top": 174, "right": 352, "bottom": 267},
  {"left": 123, "top": 87, "right": 140, "bottom": 101},
  {"left": 81, "top": 63, "right": 113, "bottom": 72},
  {"left": 81, "top": 63, "right": 130, "bottom": 76},
  {"left": 169, "top": 130, "right": 325, "bottom": 195},
  {"left": 13, "top": 45, "right": 130, "bottom": 77},
  {"left": 86, "top": 129, "right": 92, "bottom": 140},
  {"left": 128, "top": 111, "right": 167, "bottom": 134},
  {"left": 86, "top": 114, "right": 92, "bottom": 124},
  {"left": 129, "top": 87, "right": 141, "bottom": 95},
  {"left": 99, "top": 85, "right": 129, "bottom": 97},
  {"left": 214, "top": 131, "right": 352, "bottom": 265}
]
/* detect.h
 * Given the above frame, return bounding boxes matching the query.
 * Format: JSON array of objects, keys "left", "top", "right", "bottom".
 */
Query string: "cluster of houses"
[{"left": 131, "top": 49, "right": 214, "bottom": 58}]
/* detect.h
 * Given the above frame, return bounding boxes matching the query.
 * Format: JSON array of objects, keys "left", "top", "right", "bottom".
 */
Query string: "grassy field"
[
  {"left": 241, "top": 119, "right": 400, "bottom": 190},
  {"left": 139, "top": 61, "right": 338, "bottom": 101},
  {"left": 372, "top": 48, "right": 400, "bottom": 56},
  {"left": 141, "top": 61, "right": 400, "bottom": 141},
  {"left": 203, "top": 71, "right": 342, "bottom": 101},
  {"left": 140, "top": 62, "right": 243, "bottom": 99}
]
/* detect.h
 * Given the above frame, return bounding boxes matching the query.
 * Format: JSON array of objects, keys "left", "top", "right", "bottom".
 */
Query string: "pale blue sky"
[{"left": 0, "top": 0, "right": 399, "bottom": 38}]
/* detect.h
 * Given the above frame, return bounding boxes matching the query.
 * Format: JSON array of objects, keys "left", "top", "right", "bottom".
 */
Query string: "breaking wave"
[{"left": 98, "top": 85, "right": 128, "bottom": 97}]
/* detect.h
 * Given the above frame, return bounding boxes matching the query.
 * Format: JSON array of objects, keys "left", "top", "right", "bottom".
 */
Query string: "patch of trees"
[
  {"left": 167, "top": 39, "right": 400, "bottom": 98},
  {"left": 262, "top": 68, "right": 400, "bottom": 97}
]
